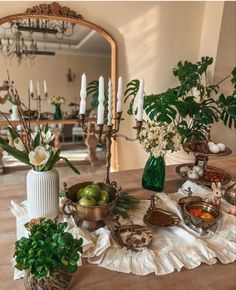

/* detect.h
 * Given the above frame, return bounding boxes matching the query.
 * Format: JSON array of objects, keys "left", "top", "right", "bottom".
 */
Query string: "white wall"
[
  {"left": 211, "top": 1, "right": 236, "bottom": 154},
  {"left": 0, "top": 53, "right": 110, "bottom": 114}
]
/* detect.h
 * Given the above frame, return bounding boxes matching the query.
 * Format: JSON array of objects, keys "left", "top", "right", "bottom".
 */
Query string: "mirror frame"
[{"left": 0, "top": 2, "right": 119, "bottom": 171}]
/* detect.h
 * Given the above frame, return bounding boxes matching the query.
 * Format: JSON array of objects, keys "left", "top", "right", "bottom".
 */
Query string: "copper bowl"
[
  {"left": 183, "top": 201, "right": 222, "bottom": 233},
  {"left": 63, "top": 181, "right": 119, "bottom": 231}
]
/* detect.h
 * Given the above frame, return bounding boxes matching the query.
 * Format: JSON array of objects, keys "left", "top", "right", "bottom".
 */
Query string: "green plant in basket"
[{"left": 14, "top": 219, "right": 83, "bottom": 289}]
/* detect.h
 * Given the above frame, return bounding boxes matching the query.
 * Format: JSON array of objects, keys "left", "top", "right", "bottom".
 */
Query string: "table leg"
[{"left": 54, "top": 130, "right": 61, "bottom": 149}]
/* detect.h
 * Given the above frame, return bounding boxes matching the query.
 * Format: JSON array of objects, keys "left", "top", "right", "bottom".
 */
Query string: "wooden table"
[{"left": 0, "top": 157, "right": 235, "bottom": 290}]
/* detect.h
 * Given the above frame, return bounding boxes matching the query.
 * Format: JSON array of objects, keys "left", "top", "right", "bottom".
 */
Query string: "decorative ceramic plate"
[
  {"left": 108, "top": 222, "right": 153, "bottom": 251},
  {"left": 176, "top": 164, "right": 231, "bottom": 186}
]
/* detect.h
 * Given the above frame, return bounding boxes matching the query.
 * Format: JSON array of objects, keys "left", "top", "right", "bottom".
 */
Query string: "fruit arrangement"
[
  {"left": 177, "top": 164, "right": 229, "bottom": 184},
  {"left": 188, "top": 208, "right": 215, "bottom": 221},
  {"left": 203, "top": 170, "right": 225, "bottom": 183},
  {"left": 76, "top": 184, "right": 110, "bottom": 206},
  {"left": 184, "top": 140, "right": 227, "bottom": 154},
  {"left": 208, "top": 141, "right": 226, "bottom": 154}
]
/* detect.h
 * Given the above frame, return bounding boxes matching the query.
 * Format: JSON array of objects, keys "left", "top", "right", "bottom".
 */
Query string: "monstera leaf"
[
  {"left": 173, "top": 56, "right": 213, "bottom": 97},
  {"left": 178, "top": 120, "right": 208, "bottom": 142},
  {"left": 87, "top": 80, "right": 108, "bottom": 109},
  {"left": 124, "top": 79, "right": 140, "bottom": 115},
  {"left": 124, "top": 80, "right": 178, "bottom": 122},
  {"left": 87, "top": 80, "right": 99, "bottom": 108},
  {"left": 144, "top": 89, "right": 178, "bottom": 123},
  {"left": 218, "top": 94, "right": 236, "bottom": 128}
]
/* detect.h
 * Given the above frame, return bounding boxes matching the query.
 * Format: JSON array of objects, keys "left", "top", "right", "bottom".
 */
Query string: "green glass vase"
[
  {"left": 142, "top": 155, "right": 165, "bottom": 192},
  {"left": 54, "top": 104, "right": 62, "bottom": 120}
]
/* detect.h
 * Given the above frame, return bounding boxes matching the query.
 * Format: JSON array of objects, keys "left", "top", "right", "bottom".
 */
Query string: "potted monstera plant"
[
  {"left": 14, "top": 219, "right": 83, "bottom": 290},
  {"left": 125, "top": 57, "right": 236, "bottom": 190},
  {"left": 125, "top": 56, "right": 236, "bottom": 144}
]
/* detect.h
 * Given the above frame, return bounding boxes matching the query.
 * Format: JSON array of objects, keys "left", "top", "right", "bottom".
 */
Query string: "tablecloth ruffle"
[{"left": 11, "top": 181, "right": 236, "bottom": 279}]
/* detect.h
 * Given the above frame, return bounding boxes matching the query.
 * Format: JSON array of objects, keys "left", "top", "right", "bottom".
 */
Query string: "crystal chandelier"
[
  {"left": 0, "top": 30, "right": 38, "bottom": 60},
  {"left": 0, "top": 19, "right": 75, "bottom": 61}
]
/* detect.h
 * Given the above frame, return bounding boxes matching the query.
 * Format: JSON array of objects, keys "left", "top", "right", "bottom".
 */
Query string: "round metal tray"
[{"left": 176, "top": 164, "right": 231, "bottom": 186}]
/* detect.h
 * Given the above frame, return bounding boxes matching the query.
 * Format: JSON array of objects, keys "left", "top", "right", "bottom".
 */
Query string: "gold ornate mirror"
[{"left": 0, "top": 2, "right": 118, "bottom": 171}]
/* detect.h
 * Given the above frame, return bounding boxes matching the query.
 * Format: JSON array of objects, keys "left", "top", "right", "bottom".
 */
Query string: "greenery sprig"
[{"left": 14, "top": 220, "right": 83, "bottom": 279}]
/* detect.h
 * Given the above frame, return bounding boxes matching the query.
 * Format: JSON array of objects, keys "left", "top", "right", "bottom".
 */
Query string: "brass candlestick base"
[{"left": 79, "top": 111, "right": 143, "bottom": 189}]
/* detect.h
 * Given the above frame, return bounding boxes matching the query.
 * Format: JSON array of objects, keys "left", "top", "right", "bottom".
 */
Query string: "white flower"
[
  {"left": 42, "top": 130, "right": 54, "bottom": 144},
  {"left": 29, "top": 146, "right": 50, "bottom": 166},
  {"left": 14, "top": 137, "right": 26, "bottom": 151}
]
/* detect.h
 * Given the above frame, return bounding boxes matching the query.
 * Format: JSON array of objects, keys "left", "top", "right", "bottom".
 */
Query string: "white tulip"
[
  {"left": 42, "top": 130, "right": 55, "bottom": 144},
  {"left": 14, "top": 137, "right": 26, "bottom": 152},
  {"left": 29, "top": 146, "right": 50, "bottom": 166}
]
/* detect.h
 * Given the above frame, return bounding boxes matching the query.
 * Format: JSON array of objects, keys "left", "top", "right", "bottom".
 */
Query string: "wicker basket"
[{"left": 24, "top": 269, "right": 74, "bottom": 290}]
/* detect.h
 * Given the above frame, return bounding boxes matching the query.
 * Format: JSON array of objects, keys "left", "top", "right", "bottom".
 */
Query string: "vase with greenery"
[
  {"left": 125, "top": 56, "right": 236, "bottom": 144},
  {"left": 49, "top": 96, "right": 65, "bottom": 120},
  {"left": 14, "top": 219, "right": 83, "bottom": 290},
  {"left": 138, "top": 121, "right": 181, "bottom": 191},
  {"left": 0, "top": 82, "right": 79, "bottom": 219}
]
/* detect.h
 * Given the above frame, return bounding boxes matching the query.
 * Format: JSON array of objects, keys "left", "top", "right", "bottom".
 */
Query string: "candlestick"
[
  {"left": 116, "top": 76, "right": 123, "bottom": 113},
  {"left": 79, "top": 73, "right": 87, "bottom": 115},
  {"left": 36, "top": 81, "right": 40, "bottom": 97},
  {"left": 107, "top": 79, "right": 112, "bottom": 126},
  {"left": 97, "top": 76, "right": 105, "bottom": 125},
  {"left": 136, "top": 79, "right": 144, "bottom": 121}
]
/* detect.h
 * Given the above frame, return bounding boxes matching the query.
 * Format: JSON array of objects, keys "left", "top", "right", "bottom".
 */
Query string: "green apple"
[
  {"left": 84, "top": 184, "right": 102, "bottom": 201},
  {"left": 98, "top": 199, "right": 107, "bottom": 206},
  {"left": 100, "top": 190, "right": 110, "bottom": 203},
  {"left": 78, "top": 196, "right": 97, "bottom": 206},
  {"left": 76, "top": 188, "right": 86, "bottom": 201}
]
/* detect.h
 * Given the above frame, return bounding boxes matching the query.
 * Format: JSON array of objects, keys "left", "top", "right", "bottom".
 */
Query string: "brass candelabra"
[{"left": 80, "top": 112, "right": 143, "bottom": 189}]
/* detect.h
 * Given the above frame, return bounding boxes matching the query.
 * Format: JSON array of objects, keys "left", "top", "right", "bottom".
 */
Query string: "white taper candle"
[
  {"left": 116, "top": 76, "right": 123, "bottom": 113},
  {"left": 43, "top": 80, "right": 47, "bottom": 94},
  {"left": 29, "top": 80, "right": 33, "bottom": 95},
  {"left": 107, "top": 78, "right": 112, "bottom": 126},
  {"left": 136, "top": 79, "right": 144, "bottom": 121},
  {"left": 97, "top": 76, "right": 105, "bottom": 125},
  {"left": 79, "top": 73, "right": 87, "bottom": 115}
]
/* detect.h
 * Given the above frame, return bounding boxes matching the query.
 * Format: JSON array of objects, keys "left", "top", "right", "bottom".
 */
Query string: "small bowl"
[
  {"left": 183, "top": 201, "right": 222, "bottom": 233},
  {"left": 63, "top": 181, "right": 119, "bottom": 231}
]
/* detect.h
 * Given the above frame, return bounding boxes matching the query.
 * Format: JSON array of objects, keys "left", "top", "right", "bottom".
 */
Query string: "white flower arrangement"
[
  {"left": 0, "top": 78, "right": 78, "bottom": 173},
  {"left": 0, "top": 123, "right": 79, "bottom": 173},
  {"left": 138, "top": 120, "right": 182, "bottom": 157},
  {"left": 49, "top": 95, "right": 65, "bottom": 105}
]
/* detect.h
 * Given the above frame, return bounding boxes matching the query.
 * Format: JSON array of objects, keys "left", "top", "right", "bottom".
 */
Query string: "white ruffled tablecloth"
[{"left": 11, "top": 181, "right": 236, "bottom": 280}]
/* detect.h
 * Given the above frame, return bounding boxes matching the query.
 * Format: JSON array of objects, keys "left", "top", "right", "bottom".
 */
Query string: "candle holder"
[{"left": 80, "top": 111, "right": 143, "bottom": 190}]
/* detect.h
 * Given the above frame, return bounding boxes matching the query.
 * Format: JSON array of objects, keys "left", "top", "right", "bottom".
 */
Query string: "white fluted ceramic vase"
[{"left": 27, "top": 169, "right": 59, "bottom": 219}]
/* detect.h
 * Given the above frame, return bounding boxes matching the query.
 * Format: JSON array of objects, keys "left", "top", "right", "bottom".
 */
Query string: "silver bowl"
[
  {"left": 183, "top": 201, "right": 222, "bottom": 234},
  {"left": 224, "top": 183, "right": 236, "bottom": 205},
  {"left": 63, "top": 181, "right": 119, "bottom": 231}
]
